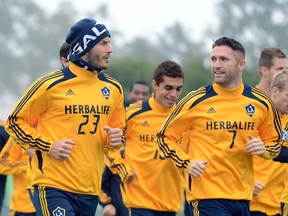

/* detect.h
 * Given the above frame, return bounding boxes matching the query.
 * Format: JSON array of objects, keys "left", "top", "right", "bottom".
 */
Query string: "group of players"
[{"left": 1, "top": 17, "right": 288, "bottom": 216}]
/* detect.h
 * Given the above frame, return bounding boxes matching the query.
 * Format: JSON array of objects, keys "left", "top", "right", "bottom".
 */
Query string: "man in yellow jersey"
[
  {"left": 268, "top": 70, "right": 288, "bottom": 216},
  {"left": 100, "top": 81, "right": 151, "bottom": 216},
  {"left": 120, "top": 60, "right": 184, "bottom": 216},
  {"left": 5, "top": 18, "right": 126, "bottom": 216},
  {"left": 0, "top": 121, "right": 9, "bottom": 214},
  {"left": 0, "top": 138, "right": 36, "bottom": 215},
  {"left": 250, "top": 48, "right": 288, "bottom": 216},
  {"left": 157, "top": 37, "right": 283, "bottom": 216}
]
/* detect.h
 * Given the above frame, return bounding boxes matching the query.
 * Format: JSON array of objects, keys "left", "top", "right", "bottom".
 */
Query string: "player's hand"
[
  {"left": 246, "top": 134, "right": 264, "bottom": 156},
  {"left": 104, "top": 126, "right": 123, "bottom": 147},
  {"left": 50, "top": 139, "right": 75, "bottom": 160},
  {"left": 27, "top": 148, "right": 36, "bottom": 158},
  {"left": 253, "top": 180, "right": 266, "bottom": 196},
  {"left": 127, "top": 169, "right": 138, "bottom": 184},
  {"left": 188, "top": 160, "right": 208, "bottom": 177},
  {"left": 102, "top": 204, "right": 116, "bottom": 216}
]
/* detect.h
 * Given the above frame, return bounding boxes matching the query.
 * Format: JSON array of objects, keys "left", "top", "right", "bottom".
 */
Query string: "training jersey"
[
  {"left": 279, "top": 117, "right": 288, "bottom": 204},
  {"left": 5, "top": 62, "right": 126, "bottom": 195},
  {"left": 157, "top": 83, "right": 282, "bottom": 202},
  {"left": 0, "top": 137, "right": 35, "bottom": 213},
  {"left": 0, "top": 121, "right": 9, "bottom": 212},
  {"left": 250, "top": 113, "right": 288, "bottom": 215},
  {"left": 121, "top": 96, "right": 183, "bottom": 212}
]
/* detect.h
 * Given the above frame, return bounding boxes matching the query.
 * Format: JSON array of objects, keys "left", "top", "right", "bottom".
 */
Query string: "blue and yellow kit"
[
  {"left": 250, "top": 114, "right": 288, "bottom": 215},
  {"left": 0, "top": 137, "right": 35, "bottom": 214},
  {"left": 5, "top": 63, "right": 126, "bottom": 195},
  {"left": 121, "top": 95, "right": 183, "bottom": 212},
  {"left": 158, "top": 83, "right": 282, "bottom": 202}
]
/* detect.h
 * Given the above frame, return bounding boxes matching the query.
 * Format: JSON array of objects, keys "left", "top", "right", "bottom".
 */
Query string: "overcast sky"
[{"left": 36, "top": 0, "right": 220, "bottom": 43}]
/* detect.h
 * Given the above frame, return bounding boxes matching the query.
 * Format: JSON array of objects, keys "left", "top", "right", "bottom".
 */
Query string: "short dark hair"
[
  {"left": 130, "top": 81, "right": 151, "bottom": 94},
  {"left": 59, "top": 42, "right": 70, "bottom": 59},
  {"left": 212, "top": 37, "right": 245, "bottom": 58},
  {"left": 152, "top": 60, "right": 184, "bottom": 85},
  {"left": 258, "top": 47, "right": 286, "bottom": 69}
]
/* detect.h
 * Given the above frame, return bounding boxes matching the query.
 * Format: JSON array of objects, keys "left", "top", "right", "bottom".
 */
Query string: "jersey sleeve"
[
  {"left": 5, "top": 77, "right": 56, "bottom": 152},
  {"left": 257, "top": 99, "right": 282, "bottom": 159},
  {"left": 157, "top": 94, "right": 194, "bottom": 170},
  {"left": 0, "top": 137, "right": 27, "bottom": 175}
]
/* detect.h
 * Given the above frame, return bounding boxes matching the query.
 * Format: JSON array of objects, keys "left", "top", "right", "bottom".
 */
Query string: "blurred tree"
[
  {"left": 158, "top": 22, "right": 205, "bottom": 65},
  {"left": 117, "top": 37, "right": 168, "bottom": 63},
  {"left": 0, "top": 0, "right": 75, "bottom": 96},
  {"left": 182, "top": 56, "right": 211, "bottom": 94},
  {"left": 107, "top": 54, "right": 154, "bottom": 98},
  {"left": 206, "top": 0, "right": 288, "bottom": 69}
]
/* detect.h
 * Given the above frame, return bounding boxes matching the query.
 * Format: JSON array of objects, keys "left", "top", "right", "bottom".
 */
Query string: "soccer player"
[
  {"left": 0, "top": 121, "right": 9, "bottom": 213},
  {"left": 250, "top": 47, "right": 288, "bottom": 216},
  {"left": 5, "top": 18, "right": 126, "bottom": 215},
  {"left": 157, "top": 37, "right": 283, "bottom": 216},
  {"left": 59, "top": 41, "right": 70, "bottom": 68},
  {"left": 269, "top": 70, "right": 288, "bottom": 216},
  {"left": 100, "top": 81, "right": 151, "bottom": 216},
  {"left": 124, "top": 81, "right": 151, "bottom": 107},
  {"left": 0, "top": 138, "right": 36, "bottom": 215},
  {"left": 120, "top": 60, "right": 184, "bottom": 216}
]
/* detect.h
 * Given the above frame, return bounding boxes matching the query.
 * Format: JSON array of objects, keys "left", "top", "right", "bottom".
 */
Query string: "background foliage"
[{"left": 2, "top": 0, "right": 287, "bottom": 117}]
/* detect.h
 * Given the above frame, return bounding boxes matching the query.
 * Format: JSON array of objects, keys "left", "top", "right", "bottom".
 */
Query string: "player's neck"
[{"left": 257, "top": 81, "right": 270, "bottom": 95}]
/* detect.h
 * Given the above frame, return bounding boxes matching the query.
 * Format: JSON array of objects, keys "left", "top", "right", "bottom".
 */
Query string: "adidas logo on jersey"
[
  {"left": 66, "top": 89, "right": 75, "bottom": 95},
  {"left": 142, "top": 120, "right": 149, "bottom": 126},
  {"left": 207, "top": 107, "right": 216, "bottom": 114}
]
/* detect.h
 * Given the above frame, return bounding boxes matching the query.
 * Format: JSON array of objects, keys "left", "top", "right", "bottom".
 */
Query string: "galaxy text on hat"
[{"left": 72, "top": 23, "right": 108, "bottom": 56}]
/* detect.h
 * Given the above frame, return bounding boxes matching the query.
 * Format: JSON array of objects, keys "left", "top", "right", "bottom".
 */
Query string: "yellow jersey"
[
  {"left": 0, "top": 137, "right": 35, "bottom": 213},
  {"left": 122, "top": 96, "right": 183, "bottom": 212},
  {"left": 5, "top": 63, "right": 126, "bottom": 195},
  {"left": 158, "top": 83, "right": 282, "bottom": 202}
]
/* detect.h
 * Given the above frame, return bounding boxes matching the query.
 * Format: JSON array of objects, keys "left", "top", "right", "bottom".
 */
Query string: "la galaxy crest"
[
  {"left": 245, "top": 104, "right": 255, "bottom": 118},
  {"left": 101, "top": 86, "right": 110, "bottom": 101},
  {"left": 53, "top": 206, "right": 65, "bottom": 216},
  {"left": 283, "top": 130, "right": 288, "bottom": 142}
]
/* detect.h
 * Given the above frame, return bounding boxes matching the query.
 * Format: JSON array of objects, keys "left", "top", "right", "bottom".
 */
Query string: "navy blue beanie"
[{"left": 66, "top": 18, "right": 110, "bottom": 57}]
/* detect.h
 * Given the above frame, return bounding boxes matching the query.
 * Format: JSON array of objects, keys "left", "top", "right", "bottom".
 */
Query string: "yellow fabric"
[
  {"left": 5, "top": 63, "right": 126, "bottom": 195},
  {"left": 158, "top": 83, "right": 282, "bottom": 202},
  {"left": 121, "top": 96, "right": 183, "bottom": 212},
  {"left": 250, "top": 114, "right": 288, "bottom": 215},
  {"left": 0, "top": 138, "right": 35, "bottom": 213},
  {"left": 279, "top": 115, "right": 288, "bottom": 205}
]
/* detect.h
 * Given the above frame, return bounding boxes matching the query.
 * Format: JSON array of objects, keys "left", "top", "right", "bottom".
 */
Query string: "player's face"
[
  {"left": 152, "top": 76, "right": 183, "bottom": 108},
  {"left": 266, "top": 57, "right": 288, "bottom": 86},
  {"left": 272, "top": 84, "right": 288, "bottom": 115},
  {"left": 211, "top": 46, "right": 246, "bottom": 89},
  {"left": 128, "top": 84, "right": 150, "bottom": 103},
  {"left": 83, "top": 37, "right": 112, "bottom": 70}
]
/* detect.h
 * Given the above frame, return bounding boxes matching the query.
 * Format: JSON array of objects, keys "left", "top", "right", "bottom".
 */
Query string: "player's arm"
[
  {"left": 157, "top": 95, "right": 194, "bottom": 170},
  {"left": 5, "top": 78, "right": 56, "bottom": 152},
  {"left": 256, "top": 100, "right": 282, "bottom": 159},
  {"left": 273, "top": 141, "right": 288, "bottom": 162},
  {"left": 0, "top": 138, "right": 27, "bottom": 175}
]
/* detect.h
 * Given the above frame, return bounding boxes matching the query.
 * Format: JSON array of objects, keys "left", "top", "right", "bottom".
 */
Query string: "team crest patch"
[
  {"left": 245, "top": 104, "right": 255, "bottom": 118},
  {"left": 283, "top": 130, "right": 288, "bottom": 142},
  {"left": 101, "top": 86, "right": 110, "bottom": 101},
  {"left": 53, "top": 206, "right": 66, "bottom": 216}
]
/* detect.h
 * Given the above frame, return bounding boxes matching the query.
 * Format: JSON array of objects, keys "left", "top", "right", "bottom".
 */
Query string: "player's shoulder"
[
  {"left": 98, "top": 72, "right": 124, "bottom": 95},
  {"left": 126, "top": 100, "right": 144, "bottom": 113}
]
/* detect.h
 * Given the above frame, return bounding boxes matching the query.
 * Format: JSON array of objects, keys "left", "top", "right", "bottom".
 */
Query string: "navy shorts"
[
  {"left": 191, "top": 199, "right": 250, "bottom": 216},
  {"left": 130, "top": 208, "right": 176, "bottom": 216},
  {"left": 33, "top": 186, "right": 98, "bottom": 216},
  {"left": 250, "top": 211, "right": 280, "bottom": 216}
]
